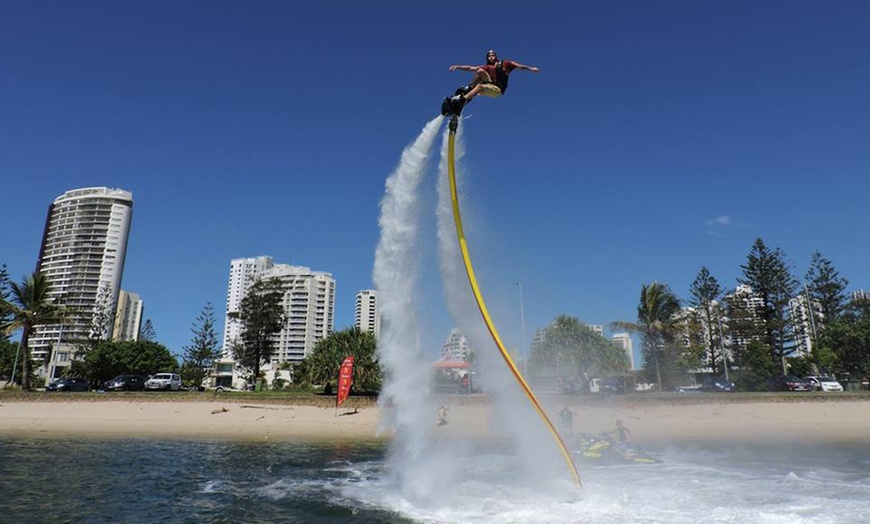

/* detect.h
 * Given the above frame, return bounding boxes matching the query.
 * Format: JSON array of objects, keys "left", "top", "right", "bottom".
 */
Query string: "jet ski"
[{"left": 572, "top": 433, "right": 661, "bottom": 464}]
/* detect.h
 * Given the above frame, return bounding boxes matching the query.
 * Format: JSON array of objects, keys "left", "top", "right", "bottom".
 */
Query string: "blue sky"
[{"left": 3, "top": 1, "right": 869, "bottom": 362}]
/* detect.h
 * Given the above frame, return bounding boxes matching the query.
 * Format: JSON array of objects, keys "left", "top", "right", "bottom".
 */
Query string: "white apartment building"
[
  {"left": 441, "top": 328, "right": 473, "bottom": 361},
  {"left": 113, "top": 290, "right": 143, "bottom": 341},
  {"left": 530, "top": 322, "right": 603, "bottom": 355},
  {"left": 31, "top": 187, "right": 133, "bottom": 376},
  {"left": 261, "top": 264, "right": 335, "bottom": 364},
  {"left": 222, "top": 256, "right": 274, "bottom": 356},
  {"left": 221, "top": 258, "right": 336, "bottom": 367},
  {"left": 530, "top": 327, "right": 547, "bottom": 356},
  {"left": 723, "top": 284, "right": 765, "bottom": 352},
  {"left": 730, "top": 284, "right": 766, "bottom": 312},
  {"left": 354, "top": 290, "right": 380, "bottom": 338},
  {"left": 611, "top": 333, "right": 635, "bottom": 369}
]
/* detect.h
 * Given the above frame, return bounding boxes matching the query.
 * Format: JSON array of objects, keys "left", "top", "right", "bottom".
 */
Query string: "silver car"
[
  {"left": 145, "top": 373, "right": 182, "bottom": 391},
  {"left": 804, "top": 376, "right": 844, "bottom": 392}
]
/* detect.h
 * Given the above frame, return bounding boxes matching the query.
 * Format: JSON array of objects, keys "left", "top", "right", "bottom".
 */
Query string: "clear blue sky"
[{"left": 3, "top": 1, "right": 869, "bottom": 360}]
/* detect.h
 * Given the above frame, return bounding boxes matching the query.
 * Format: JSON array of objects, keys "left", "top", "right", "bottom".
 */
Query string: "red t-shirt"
[
  {"left": 480, "top": 60, "right": 517, "bottom": 82},
  {"left": 501, "top": 60, "right": 518, "bottom": 74}
]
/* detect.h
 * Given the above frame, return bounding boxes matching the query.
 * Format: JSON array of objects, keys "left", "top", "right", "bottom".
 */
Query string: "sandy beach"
[
  {"left": 2, "top": 394, "right": 869, "bottom": 445},
  {"left": 0, "top": 397, "right": 384, "bottom": 441}
]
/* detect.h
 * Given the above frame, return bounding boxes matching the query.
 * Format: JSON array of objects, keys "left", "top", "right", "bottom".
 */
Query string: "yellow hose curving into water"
[{"left": 445, "top": 117, "right": 582, "bottom": 489}]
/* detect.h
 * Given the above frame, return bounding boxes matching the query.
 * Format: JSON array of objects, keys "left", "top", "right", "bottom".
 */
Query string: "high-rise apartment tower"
[
  {"left": 222, "top": 258, "right": 335, "bottom": 365},
  {"left": 113, "top": 290, "right": 143, "bottom": 342},
  {"left": 31, "top": 187, "right": 133, "bottom": 374},
  {"left": 354, "top": 290, "right": 380, "bottom": 338},
  {"left": 222, "top": 256, "right": 274, "bottom": 356}
]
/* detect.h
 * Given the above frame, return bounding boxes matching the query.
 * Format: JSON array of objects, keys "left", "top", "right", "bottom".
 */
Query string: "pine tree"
[
  {"left": 0, "top": 264, "right": 10, "bottom": 340},
  {"left": 140, "top": 319, "right": 157, "bottom": 342},
  {"left": 688, "top": 267, "right": 724, "bottom": 374},
  {"left": 87, "top": 283, "right": 115, "bottom": 349},
  {"left": 229, "top": 277, "right": 285, "bottom": 383},
  {"left": 805, "top": 250, "right": 849, "bottom": 326},
  {"left": 738, "top": 238, "right": 798, "bottom": 372},
  {"left": 181, "top": 303, "right": 221, "bottom": 389}
]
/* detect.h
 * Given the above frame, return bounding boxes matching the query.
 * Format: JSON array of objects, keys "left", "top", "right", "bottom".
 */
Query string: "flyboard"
[{"left": 443, "top": 111, "right": 583, "bottom": 489}]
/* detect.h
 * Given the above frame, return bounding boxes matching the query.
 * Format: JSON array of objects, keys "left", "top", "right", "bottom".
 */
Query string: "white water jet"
[{"left": 373, "top": 116, "right": 445, "bottom": 504}]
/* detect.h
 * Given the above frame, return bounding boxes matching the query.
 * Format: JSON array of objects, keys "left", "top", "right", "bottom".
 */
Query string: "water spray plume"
[
  {"left": 373, "top": 116, "right": 446, "bottom": 502},
  {"left": 374, "top": 115, "right": 580, "bottom": 509},
  {"left": 436, "top": 127, "right": 574, "bottom": 491},
  {"left": 443, "top": 119, "right": 583, "bottom": 489}
]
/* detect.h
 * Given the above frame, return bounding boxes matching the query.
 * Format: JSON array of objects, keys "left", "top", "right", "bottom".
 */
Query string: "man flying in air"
[{"left": 442, "top": 49, "right": 539, "bottom": 115}]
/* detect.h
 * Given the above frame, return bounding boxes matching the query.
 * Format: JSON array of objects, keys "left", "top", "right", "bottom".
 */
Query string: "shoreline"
[{"left": 2, "top": 394, "right": 869, "bottom": 445}]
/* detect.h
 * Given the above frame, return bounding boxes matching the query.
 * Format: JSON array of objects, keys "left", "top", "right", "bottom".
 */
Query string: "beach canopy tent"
[{"left": 433, "top": 358, "right": 470, "bottom": 369}]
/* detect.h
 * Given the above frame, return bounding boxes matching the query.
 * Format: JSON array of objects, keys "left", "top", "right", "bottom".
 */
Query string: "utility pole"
[
  {"left": 804, "top": 284, "right": 818, "bottom": 343},
  {"left": 10, "top": 338, "right": 23, "bottom": 386},
  {"left": 716, "top": 306, "right": 729, "bottom": 382},
  {"left": 804, "top": 283, "right": 819, "bottom": 374},
  {"left": 517, "top": 282, "right": 527, "bottom": 375}
]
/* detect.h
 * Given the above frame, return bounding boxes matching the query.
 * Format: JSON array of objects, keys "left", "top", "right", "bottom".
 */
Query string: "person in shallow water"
[
  {"left": 437, "top": 405, "right": 449, "bottom": 426},
  {"left": 559, "top": 406, "right": 575, "bottom": 436},
  {"left": 615, "top": 419, "right": 632, "bottom": 443}
]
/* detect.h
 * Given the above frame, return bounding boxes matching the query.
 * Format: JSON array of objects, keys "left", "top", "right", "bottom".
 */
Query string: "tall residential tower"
[
  {"left": 260, "top": 264, "right": 336, "bottom": 364},
  {"left": 221, "top": 256, "right": 274, "bottom": 356},
  {"left": 354, "top": 290, "right": 380, "bottom": 338},
  {"left": 31, "top": 187, "right": 133, "bottom": 375},
  {"left": 113, "top": 290, "right": 144, "bottom": 342}
]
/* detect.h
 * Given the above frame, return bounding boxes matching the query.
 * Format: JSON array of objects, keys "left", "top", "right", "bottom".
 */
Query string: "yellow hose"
[{"left": 446, "top": 118, "right": 582, "bottom": 488}]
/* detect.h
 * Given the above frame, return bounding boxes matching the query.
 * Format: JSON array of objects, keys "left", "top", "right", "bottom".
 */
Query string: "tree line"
[
  {"left": 9, "top": 237, "right": 864, "bottom": 396},
  {"left": 611, "top": 238, "right": 870, "bottom": 391}
]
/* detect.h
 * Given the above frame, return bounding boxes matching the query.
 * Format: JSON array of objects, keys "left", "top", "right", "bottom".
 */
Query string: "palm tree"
[
  {"left": 611, "top": 281, "right": 681, "bottom": 390},
  {"left": 0, "top": 272, "right": 65, "bottom": 390},
  {"left": 304, "top": 328, "right": 381, "bottom": 393}
]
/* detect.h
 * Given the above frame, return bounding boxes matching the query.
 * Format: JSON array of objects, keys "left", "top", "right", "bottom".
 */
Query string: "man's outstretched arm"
[
  {"left": 512, "top": 62, "right": 540, "bottom": 73},
  {"left": 449, "top": 64, "right": 480, "bottom": 72}
]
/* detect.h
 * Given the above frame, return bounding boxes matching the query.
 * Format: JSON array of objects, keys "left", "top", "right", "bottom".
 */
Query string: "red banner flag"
[{"left": 336, "top": 356, "right": 355, "bottom": 407}]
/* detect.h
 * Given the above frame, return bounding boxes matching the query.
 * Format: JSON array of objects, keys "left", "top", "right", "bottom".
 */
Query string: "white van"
[{"left": 145, "top": 373, "right": 182, "bottom": 391}]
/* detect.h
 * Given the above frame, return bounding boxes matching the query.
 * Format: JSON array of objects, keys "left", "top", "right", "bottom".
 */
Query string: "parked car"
[
  {"left": 803, "top": 376, "right": 844, "bottom": 392},
  {"left": 46, "top": 377, "right": 90, "bottom": 392},
  {"left": 676, "top": 375, "right": 735, "bottom": 393},
  {"left": 103, "top": 374, "right": 147, "bottom": 391},
  {"left": 144, "top": 373, "right": 182, "bottom": 391},
  {"left": 588, "top": 377, "right": 625, "bottom": 394},
  {"left": 766, "top": 375, "right": 811, "bottom": 392},
  {"left": 214, "top": 384, "right": 245, "bottom": 393},
  {"left": 700, "top": 375, "right": 736, "bottom": 392}
]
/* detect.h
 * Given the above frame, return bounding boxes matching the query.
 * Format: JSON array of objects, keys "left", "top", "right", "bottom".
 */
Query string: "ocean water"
[{"left": 0, "top": 437, "right": 868, "bottom": 523}]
